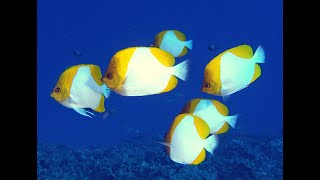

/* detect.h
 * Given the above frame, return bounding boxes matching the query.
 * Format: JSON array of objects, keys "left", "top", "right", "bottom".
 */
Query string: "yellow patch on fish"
[
  {"left": 191, "top": 149, "right": 206, "bottom": 165},
  {"left": 89, "top": 65, "right": 103, "bottom": 86},
  {"left": 212, "top": 100, "right": 229, "bottom": 116},
  {"left": 51, "top": 65, "right": 82, "bottom": 102},
  {"left": 150, "top": 47, "right": 175, "bottom": 67},
  {"left": 180, "top": 98, "right": 201, "bottom": 114},
  {"left": 173, "top": 30, "right": 186, "bottom": 41},
  {"left": 202, "top": 44, "right": 265, "bottom": 96},
  {"left": 102, "top": 47, "right": 136, "bottom": 90},
  {"left": 95, "top": 95, "right": 105, "bottom": 112},
  {"left": 215, "top": 123, "right": 230, "bottom": 134},
  {"left": 193, "top": 115, "right": 210, "bottom": 139},
  {"left": 161, "top": 76, "right": 178, "bottom": 93}
]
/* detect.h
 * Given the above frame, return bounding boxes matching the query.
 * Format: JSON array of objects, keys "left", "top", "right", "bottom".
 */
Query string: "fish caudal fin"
[
  {"left": 204, "top": 134, "right": 219, "bottom": 155},
  {"left": 172, "top": 59, "right": 190, "bottom": 81},
  {"left": 251, "top": 45, "right": 265, "bottom": 64},
  {"left": 101, "top": 84, "right": 111, "bottom": 99},
  {"left": 185, "top": 40, "right": 193, "bottom": 50},
  {"left": 223, "top": 115, "right": 238, "bottom": 128}
]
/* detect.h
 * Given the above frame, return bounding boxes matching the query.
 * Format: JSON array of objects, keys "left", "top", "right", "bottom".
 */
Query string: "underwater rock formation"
[{"left": 37, "top": 133, "right": 282, "bottom": 179}]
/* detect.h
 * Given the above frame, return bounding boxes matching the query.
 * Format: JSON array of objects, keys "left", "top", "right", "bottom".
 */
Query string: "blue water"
[{"left": 37, "top": 0, "right": 282, "bottom": 178}]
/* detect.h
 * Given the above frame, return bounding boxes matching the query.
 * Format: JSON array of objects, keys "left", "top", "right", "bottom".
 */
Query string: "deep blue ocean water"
[{"left": 37, "top": 0, "right": 283, "bottom": 179}]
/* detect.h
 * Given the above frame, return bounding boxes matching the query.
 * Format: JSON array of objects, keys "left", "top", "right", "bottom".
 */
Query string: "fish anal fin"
[
  {"left": 250, "top": 64, "right": 261, "bottom": 83},
  {"left": 191, "top": 149, "right": 206, "bottom": 165},
  {"left": 215, "top": 123, "right": 230, "bottom": 134},
  {"left": 179, "top": 46, "right": 188, "bottom": 57},
  {"left": 161, "top": 76, "right": 178, "bottom": 93},
  {"left": 94, "top": 95, "right": 105, "bottom": 112}
]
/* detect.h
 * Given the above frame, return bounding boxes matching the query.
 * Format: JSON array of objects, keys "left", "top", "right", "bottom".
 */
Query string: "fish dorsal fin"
[
  {"left": 173, "top": 30, "right": 186, "bottom": 41},
  {"left": 150, "top": 47, "right": 175, "bottom": 67},
  {"left": 212, "top": 100, "right": 229, "bottom": 116},
  {"left": 226, "top": 44, "right": 253, "bottom": 59}
]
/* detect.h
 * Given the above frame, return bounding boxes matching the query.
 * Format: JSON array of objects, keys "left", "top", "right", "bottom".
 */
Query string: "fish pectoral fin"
[
  {"left": 72, "top": 107, "right": 95, "bottom": 118},
  {"left": 68, "top": 98, "right": 79, "bottom": 104},
  {"left": 222, "top": 95, "right": 230, "bottom": 101},
  {"left": 155, "top": 141, "right": 171, "bottom": 147},
  {"left": 222, "top": 85, "right": 249, "bottom": 97}
]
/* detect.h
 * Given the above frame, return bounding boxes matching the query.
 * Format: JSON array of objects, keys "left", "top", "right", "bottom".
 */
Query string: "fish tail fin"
[
  {"left": 204, "top": 134, "right": 219, "bottom": 155},
  {"left": 101, "top": 84, "right": 111, "bottom": 99},
  {"left": 223, "top": 114, "right": 238, "bottom": 128},
  {"left": 185, "top": 40, "right": 193, "bottom": 50},
  {"left": 251, "top": 45, "right": 265, "bottom": 64},
  {"left": 172, "top": 59, "right": 190, "bottom": 81}
]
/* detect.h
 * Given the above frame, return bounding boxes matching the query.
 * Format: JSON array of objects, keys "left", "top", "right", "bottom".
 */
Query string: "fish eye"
[
  {"left": 205, "top": 83, "right": 211, "bottom": 88},
  {"left": 54, "top": 87, "right": 61, "bottom": 93},
  {"left": 106, "top": 73, "right": 113, "bottom": 79}
]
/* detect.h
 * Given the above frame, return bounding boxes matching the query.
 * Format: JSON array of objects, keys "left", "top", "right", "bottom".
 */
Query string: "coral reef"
[{"left": 37, "top": 133, "right": 282, "bottom": 179}]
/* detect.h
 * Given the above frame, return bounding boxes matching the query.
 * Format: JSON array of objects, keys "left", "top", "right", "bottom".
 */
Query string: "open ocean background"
[{"left": 37, "top": 0, "right": 283, "bottom": 179}]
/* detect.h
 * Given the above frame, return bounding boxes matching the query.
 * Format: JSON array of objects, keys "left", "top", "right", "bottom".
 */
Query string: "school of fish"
[{"left": 50, "top": 29, "right": 265, "bottom": 165}]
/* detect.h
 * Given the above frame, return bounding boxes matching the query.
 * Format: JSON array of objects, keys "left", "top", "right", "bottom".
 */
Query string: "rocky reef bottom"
[{"left": 37, "top": 132, "right": 283, "bottom": 180}]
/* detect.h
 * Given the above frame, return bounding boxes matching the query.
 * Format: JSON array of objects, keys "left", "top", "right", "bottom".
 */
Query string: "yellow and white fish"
[
  {"left": 50, "top": 64, "right": 111, "bottom": 118},
  {"left": 153, "top": 30, "right": 193, "bottom": 57},
  {"left": 181, "top": 98, "right": 238, "bottom": 134},
  {"left": 161, "top": 113, "right": 219, "bottom": 165},
  {"left": 101, "top": 47, "right": 189, "bottom": 96},
  {"left": 202, "top": 45, "right": 265, "bottom": 97}
]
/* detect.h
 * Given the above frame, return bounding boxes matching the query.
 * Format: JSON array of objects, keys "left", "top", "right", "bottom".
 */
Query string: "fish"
[
  {"left": 180, "top": 98, "right": 238, "bottom": 134},
  {"left": 101, "top": 47, "right": 189, "bottom": 96},
  {"left": 161, "top": 113, "right": 219, "bottom": 165},
  {"left": 50, "top": 64, "right": 111, "bottom": 118},
  {"left": 73, "top": 50, "right": 82, "bottom": 57},
  {"left": 208, "top": 45, "right": 218, "bottom": 51},
  {"left": 202, "top": 45, "right": 265, "bottom": 97},
  {"left": 153, "top": 30, "right": 193, "bottom": 57}
]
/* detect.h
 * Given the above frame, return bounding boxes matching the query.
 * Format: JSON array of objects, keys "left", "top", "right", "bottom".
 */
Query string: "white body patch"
[
  {"left": 170, "top": 115, "right": 204, "bottom": 164},
  {"left": 160, "top": 31, "right": 185, "bottom": 57},
  {"left": 61, "top": 66, "right": 102, "bottom": 110},
  {"left": 220, "top": 52, "right": 255, "bottom": 96},
  {"left": 116, "top": 48, "right": 171, "bottom": 96},
  {"left": 193, "top": 100, "right": 227, "bottom": 134}
]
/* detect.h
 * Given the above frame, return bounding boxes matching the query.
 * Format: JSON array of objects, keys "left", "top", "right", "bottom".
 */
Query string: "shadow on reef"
[{"left": 37, "top": 132, "right": 283, "bottom": 180}]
